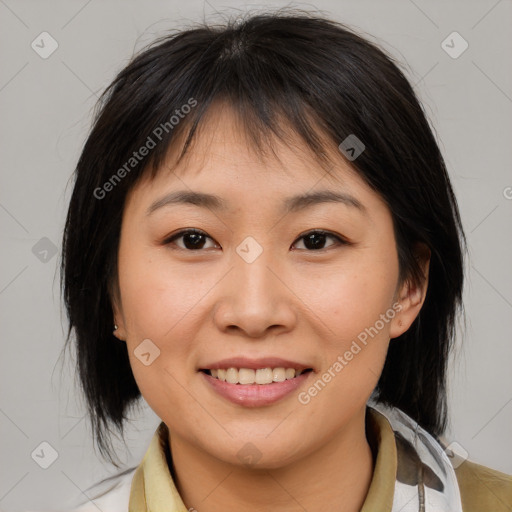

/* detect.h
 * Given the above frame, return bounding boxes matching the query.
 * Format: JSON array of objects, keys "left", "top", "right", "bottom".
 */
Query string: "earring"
[{"left": 113, "top": 324, "right": 118, "bottom": 334}]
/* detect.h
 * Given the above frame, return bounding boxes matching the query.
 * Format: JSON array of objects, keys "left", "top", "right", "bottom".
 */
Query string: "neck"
[{"left": 167, "top": 407, "right": 374, "bottom": 512}]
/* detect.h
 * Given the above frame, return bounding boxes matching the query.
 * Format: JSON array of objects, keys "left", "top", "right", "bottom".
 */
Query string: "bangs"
[{"left": 142, "top": 95, "right": 341, "bottom": 184}]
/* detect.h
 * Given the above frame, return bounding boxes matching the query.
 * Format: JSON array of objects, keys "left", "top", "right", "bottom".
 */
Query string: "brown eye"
[
  {"left": 292, "top": 230, "right": 346, "bottom": 251},
  {"left": 164, "top": 229, "right": 346, "bottom": 252},
  {"left": 164, "top": 229, "right": 218, "bottom": 250}
]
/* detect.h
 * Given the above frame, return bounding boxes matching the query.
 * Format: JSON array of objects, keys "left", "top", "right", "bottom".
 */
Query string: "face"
[{"left": 112, "top": 103, "right": 429, "bottom": 469}]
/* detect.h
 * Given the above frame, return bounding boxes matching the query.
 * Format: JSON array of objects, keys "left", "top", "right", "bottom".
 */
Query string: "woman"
[{"left": 61, "top": 10, "right": 512, "bottom": 512}]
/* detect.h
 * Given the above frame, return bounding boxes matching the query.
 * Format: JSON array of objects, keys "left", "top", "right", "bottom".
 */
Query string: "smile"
[
  {"left": 201, "top": 367, "right": 312, "bottom": 385},
  {"left": 200, "top": 368, "right": 314, "bottom": 407}
]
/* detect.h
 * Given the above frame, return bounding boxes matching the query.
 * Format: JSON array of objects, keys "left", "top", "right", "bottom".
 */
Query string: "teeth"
[
  {"left": 256, "top": 368, "right": 273, "bottom": 384},
  {"left": 207, "top": 367, "right": 304, "bottom": 385},
  {"left": 272, "top": 368, "right": 286, "bottom": 382},
  {"left": 226, "top": 368, "right": 238, "bottom": 384},
  {"left": 239, "top": 368, "right": 256, "bottom": 384}
]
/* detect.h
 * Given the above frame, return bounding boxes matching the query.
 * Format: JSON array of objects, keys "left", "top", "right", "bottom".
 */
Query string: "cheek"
[
  {"left": 293, "top": 248, "right": 398, "bottom": 403},
  {"left": 296, "top": 252, "right": 398, "bottom": 340},
  {"left": 117, "top": 247, "right": 209, "bottom": 401},
  {"left": 296, "top": 266, "right": 394, "bottom": 428},
  {"left": 118, "top": 246, "right": 210, "bottom": 339}
]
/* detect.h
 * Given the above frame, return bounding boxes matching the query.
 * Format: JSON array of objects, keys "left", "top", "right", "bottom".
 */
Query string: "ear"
[
  {"left": 389, "top": 243, "right": 431, "bottom": 340},
  {"left": 109, "top": 278, "right": 126, "bottom": 341}
]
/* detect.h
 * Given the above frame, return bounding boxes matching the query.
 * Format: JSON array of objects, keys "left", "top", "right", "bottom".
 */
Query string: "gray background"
[{"left": 1, "top": 0, "right": 511, "bottom": 510}]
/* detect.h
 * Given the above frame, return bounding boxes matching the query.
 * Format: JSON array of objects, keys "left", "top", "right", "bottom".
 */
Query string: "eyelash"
[{"left": 162, "top": 229, "right": 348, "bottom": 252}]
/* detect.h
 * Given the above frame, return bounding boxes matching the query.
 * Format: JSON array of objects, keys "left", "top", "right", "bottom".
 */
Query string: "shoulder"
[
  {"left": 454, "top": 459, "right": 512, "bottom": 511},
  {"left": 65, "top": 467, "right": 136, "bottom": 511}
]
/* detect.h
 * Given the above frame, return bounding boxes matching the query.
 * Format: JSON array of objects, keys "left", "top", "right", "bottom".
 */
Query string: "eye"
[
  {"left": 292, "top": 230, "right": 347, "bottom": 251},
  {"left": 163, "top": 228, "right": 347, "bottom": 252},
  {"left": 163, "top": 229, "right": 218, "bottom": 251}
]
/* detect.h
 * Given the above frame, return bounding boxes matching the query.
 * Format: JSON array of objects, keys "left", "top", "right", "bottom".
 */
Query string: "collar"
[
  {"left": 361, "top": 405, "right": 397, "bottom": 511},
  {"left": 128, "top": 421, "right": 186, "bottom": 511}
]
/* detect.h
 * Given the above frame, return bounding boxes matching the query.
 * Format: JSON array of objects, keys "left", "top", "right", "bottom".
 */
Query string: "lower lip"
[{"left": 200, "top": 371, "right": 312, "bottom": 407}]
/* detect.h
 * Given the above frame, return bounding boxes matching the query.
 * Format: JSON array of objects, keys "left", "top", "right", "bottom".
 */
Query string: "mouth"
[
  {"left": 198, "top": 357, "right": 315, "bottom": 406},
  {"left": 199, "top": 367, "right": 314, "bottom": 385},
  {"left": 200, "top": 367, "right": 314, "bottom": 407}
]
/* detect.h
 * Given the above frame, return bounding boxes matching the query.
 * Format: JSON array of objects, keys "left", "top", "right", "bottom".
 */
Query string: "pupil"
[
  {"left": 184, "top": 233, "right": 205, "bottom": 250},
  {"left": 305, "top": 233, "right": 326, "bottom": 250}
]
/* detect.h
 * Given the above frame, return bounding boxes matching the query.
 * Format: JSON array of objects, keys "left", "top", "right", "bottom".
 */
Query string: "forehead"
[{"left": 126, "top": 101, "right": 381, "bottom": 216}]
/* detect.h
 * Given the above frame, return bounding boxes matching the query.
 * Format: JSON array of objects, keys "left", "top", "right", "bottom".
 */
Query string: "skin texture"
[{"left": 112, "top": 102, "right": 430, "bottom": 512}]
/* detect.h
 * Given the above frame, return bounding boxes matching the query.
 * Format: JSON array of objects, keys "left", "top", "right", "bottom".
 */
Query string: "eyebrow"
[{"left": 146, "top": 189, "right": 367, "bottom": 216}]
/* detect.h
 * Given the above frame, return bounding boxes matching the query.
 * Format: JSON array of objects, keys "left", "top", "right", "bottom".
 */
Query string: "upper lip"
[{"left": 199, "top": 357, "right": 314, "bottom": 372}]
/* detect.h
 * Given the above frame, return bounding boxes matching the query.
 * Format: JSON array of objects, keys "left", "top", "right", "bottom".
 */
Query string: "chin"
[{"left": 206, "top": 435, "right": 305, "bottom": 470}]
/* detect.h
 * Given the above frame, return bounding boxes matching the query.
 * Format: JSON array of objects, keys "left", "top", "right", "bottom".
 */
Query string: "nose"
[{"left": 212, "top": 249, "right": 297, "bottom": 339}]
